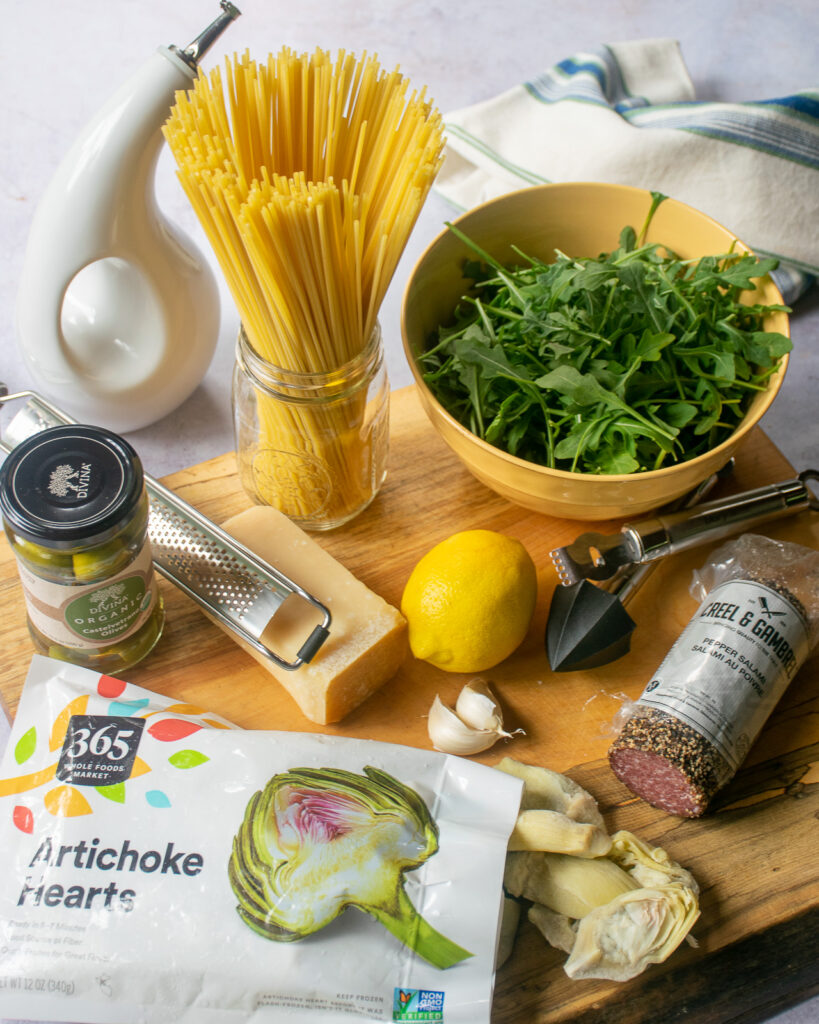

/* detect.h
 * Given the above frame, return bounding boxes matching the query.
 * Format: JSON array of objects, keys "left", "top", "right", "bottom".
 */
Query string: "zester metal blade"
[
  {"left": 550, "top": 529, "right": 642, "bottom": 585},
  {"left": 144, "top": 475, "right": 331, "bottom": 668},
  {"left": 0, "top": 388, "right": 331, "bottom": 670}
]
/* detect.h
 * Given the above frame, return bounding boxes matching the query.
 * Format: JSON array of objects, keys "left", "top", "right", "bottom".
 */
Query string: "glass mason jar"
[
  {"left": 232, "top": 322, "right": 390, "bottom": 530},
  {"left": 0, "top": 425, "right": 164, "bottom": 672}
]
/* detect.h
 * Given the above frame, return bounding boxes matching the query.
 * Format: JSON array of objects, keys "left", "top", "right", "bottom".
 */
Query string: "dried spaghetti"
[{"left": 163, "top": 49, "right": 444, "bottom": 526}]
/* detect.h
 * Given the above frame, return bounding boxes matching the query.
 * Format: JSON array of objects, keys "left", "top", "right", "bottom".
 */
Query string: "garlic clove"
[
  {"left": 427, "top": 680, "right": 524, "bottom": 756},
  {"left": 427, "top": 694, "right": 503, "bottom": 755},
  {"left": 455, "top": 678, "right": 509, "bottom": 734}
]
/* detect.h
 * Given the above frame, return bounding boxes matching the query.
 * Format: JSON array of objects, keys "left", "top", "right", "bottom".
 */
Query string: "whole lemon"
[{"left": 400, "top": 529, "right": 537, "bottom": 673}]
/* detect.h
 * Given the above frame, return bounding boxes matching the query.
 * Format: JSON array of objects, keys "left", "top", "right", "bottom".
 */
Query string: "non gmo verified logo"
[{"left": 392, "top": 988, "right": 444, "bottom": 1021}]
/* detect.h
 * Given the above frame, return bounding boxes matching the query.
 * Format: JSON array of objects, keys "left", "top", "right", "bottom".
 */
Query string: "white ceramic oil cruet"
[{"left": 15, "top": 2, "right": 241, "bottom": 433}]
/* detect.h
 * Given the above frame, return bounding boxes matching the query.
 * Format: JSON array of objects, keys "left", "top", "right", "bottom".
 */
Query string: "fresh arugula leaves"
[{"left": 420, "top": 195, "right": 792, "bottom": 475}]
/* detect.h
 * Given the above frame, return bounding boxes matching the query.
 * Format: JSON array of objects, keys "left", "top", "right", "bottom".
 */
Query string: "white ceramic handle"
[{"left": 16, "top": 47, "right": 220, "bottom": 432}]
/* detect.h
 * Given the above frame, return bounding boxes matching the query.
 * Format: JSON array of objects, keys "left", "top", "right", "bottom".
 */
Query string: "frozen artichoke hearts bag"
[{"left": 0, "top": 656, "right": 522, "bottom": 1024}]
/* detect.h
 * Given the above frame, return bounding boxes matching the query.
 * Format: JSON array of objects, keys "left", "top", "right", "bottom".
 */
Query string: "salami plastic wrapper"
[
  {"left": 608, "top": 534, "right": 819, "bottom": 817},
  {"left": 0, "top": 656, "right": 523, "bottom": 1024}
]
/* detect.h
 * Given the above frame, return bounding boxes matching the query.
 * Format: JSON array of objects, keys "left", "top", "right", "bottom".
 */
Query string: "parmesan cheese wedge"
[{"left": 220, "top": 505, "right": 408, "bottom": 724}]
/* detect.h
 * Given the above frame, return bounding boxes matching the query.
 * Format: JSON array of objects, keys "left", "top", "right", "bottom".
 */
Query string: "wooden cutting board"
[{"left": 0, "top": 385, "right": 817, "bottom": 1023}]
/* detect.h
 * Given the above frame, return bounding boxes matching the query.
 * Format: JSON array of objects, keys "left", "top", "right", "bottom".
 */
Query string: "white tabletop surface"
[{"left": 1, "top": 2, "right": 818, "bottom": 1023}]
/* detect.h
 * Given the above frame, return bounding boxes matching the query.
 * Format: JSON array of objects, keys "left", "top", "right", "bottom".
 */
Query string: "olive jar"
[{"left": 0, "top": 425, "right": 164, "bottom": 671}]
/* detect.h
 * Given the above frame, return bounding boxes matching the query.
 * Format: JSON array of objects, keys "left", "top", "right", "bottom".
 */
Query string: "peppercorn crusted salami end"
[
  {"left": 608, "top": 747, "right": 706, "bottom": 818},
  {"left": 609, "top": 536, "right": 819, "bottom": 820},
  {"left": 608, "top": 707, "right": 731, "bottom": 818}
]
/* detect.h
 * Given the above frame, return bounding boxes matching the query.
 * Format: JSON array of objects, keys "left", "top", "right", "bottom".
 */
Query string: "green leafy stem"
[{"left": 369, "top": 888, "right": 474, "bottom": 969}]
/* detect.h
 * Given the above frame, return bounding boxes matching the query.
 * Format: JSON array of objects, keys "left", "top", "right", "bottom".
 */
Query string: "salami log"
[
  {"left": 609, "top": 707, "right": 731, "bottom": 816},
  {"left": 608, "top": 534, "right": 819, "bottom": 817}
]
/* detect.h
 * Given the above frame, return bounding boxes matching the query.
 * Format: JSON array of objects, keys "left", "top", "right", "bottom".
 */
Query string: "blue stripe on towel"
[
  {"left": 770, "top": 265, "right": 816, "bottom": 304},
  {"left": 525, "top": 49, "right": 819, "bottom": 172},
  {"left": 621, "top": 102, "right": 819, "bottom": 170},
  {"left": 526, "top": 47, "right": 634, "bottom": 107},
  {"left": 555, "top": 57, "right": 608, "bottom": 89},
  {"left": 757, "top": 93, "right": 819, "bottom": 119}
]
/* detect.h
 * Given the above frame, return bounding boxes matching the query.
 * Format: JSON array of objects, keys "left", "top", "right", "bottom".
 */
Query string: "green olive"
[
  {"left": 12, "top": 536, "right": 73, "bottom": 572},
  {"left": 110, "top": 600, "right": 165, "bottom": 667},
  {"left": 72, "top": 539, "right": 131, "bottom": 581},
  {"left": 46, "top": 643, "right": 74, "bottom": 664}
]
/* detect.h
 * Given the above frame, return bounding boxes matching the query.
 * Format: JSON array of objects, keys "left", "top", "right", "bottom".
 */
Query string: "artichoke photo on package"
[{"left": 0, "top": 656, "right": 522, "bottom": 1024}]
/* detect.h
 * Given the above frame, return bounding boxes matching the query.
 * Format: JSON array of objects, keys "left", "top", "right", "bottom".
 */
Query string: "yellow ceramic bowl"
[{"left": 401, "top": 183, "right": 789, "bottom": 520}]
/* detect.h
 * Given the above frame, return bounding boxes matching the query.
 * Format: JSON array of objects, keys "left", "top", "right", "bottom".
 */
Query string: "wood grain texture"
[{"left": 0, "top": 384, "right": 817, "bottom": 1022}]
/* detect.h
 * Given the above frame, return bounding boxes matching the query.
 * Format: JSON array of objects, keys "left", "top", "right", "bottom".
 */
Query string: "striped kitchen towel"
[{"left": 436, "top": 39, "right": 819, "bottom": 302}]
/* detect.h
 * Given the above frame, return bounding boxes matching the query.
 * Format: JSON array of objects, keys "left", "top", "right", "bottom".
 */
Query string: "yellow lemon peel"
[{"left": 401, "top": 530, "right": 537, "bottom": 673}]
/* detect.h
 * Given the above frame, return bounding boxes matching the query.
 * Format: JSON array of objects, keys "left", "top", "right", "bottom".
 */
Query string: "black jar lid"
[{"left": 0, "top": 425, "right": 144, "bottom": 548}]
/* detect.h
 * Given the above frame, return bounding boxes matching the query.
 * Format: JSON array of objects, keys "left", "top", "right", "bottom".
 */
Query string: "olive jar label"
[{"left": 16, "top": 543, "right": 158, "bottom": 650}]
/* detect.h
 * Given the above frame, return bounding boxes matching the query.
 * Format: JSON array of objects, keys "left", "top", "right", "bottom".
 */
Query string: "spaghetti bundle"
[{"left": 163, "top": 50, "right": 444, "bottom": 525}]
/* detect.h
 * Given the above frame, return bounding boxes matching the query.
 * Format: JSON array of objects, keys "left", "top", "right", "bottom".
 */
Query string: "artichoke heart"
[
  {"left": 527, "top": 903, "right": 578, "bottom": 955},
  {"left": 508, "top": 810, "right": 611, "bottom": 857},
  {"left": 563, "top": 885, "right": 700, "bottom": 982},
  {"left": 228, "top": 765, "right": 473, "bottom": 969},
  {"left": 495, "top": 757, "right": 605, "bottom": 827},
  {"left": 504, "top": 851, "right": 637, "bottom": 919},
  {"left": 608, "top": 830, "right": 700, "bottom": 894},
  {"left": 501, "top": 764, "right": 700, "bottom": 982}
]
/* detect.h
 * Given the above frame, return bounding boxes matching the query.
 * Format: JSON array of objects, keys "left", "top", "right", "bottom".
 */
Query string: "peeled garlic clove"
[
  {"left": 427, "top": 695, "right": 503, "bottom": 755},
  {"left": 455, "top": 678, "right": 509, "bottom": 733}
]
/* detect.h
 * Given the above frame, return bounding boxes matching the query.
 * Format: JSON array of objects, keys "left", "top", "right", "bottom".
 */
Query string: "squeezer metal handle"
[
  {"left": 624, "top": 473, "right": 817, "bottom": 564},
  {"left": 0, "top": 386, "right": 331, "bottom": 671}
]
